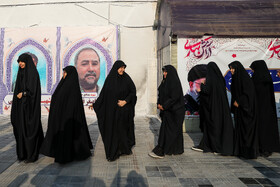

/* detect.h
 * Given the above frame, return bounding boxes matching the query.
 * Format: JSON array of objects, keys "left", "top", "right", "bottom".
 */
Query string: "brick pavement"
[{"left": 0, "top": 115, "right": 280, "bottom": 187}]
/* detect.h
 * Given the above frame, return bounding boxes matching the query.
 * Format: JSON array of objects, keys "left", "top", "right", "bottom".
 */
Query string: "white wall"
[{"left": 0, "top": 1, "right": 158, "bottom": 116}]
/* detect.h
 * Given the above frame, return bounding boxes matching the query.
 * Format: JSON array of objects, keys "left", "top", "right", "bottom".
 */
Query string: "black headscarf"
[
  {"left": 11, "top": 53, "right": 44, "bottom": 162},
  {"left": 40, "top": 66, "right": 93, "bottom": 164},
  {"left": 250, "top": 60, "right": 272, "bottom": 84},
  {"left": 153, "top": 65, "right": 185, "bottom": 156},
  {"left": 158, "top": 65, "right": 184, "bottom": 111},
  {"left": 250, "top": 60, "right": 280, "bottom": 154},
  {"left": 198, "top": 62, "right": 234, "bottom": 155},
  {"left": 94, "top": 60, "right": 137, "bottom": 161},
  {"left": 228, "top": 61, "right": 259, "bottom": 159},
  {"left": 229, "top": 61, "right": 257, "bottom": 114}
]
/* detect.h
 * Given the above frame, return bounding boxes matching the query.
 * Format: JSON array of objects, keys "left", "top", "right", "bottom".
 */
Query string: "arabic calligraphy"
[
  {"left": 41, "top": 100, "right": 51, "bottom": 104},
  {"left": 44, "top": 106, "right": 50, "bottom": 112},
  {"left": 268, "top": 39, "right": 280, "bottom": 59},
  {"left": 184, "top": 37, "right": 214, "bottom": 59}
]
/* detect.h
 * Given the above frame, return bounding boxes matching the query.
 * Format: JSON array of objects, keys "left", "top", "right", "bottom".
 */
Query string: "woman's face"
[
  {"left": 163, "top": 71, "right": 167, "bottom": 79},
  {"left": 230, "top": 66, "right": 235, "bottom": 75},
  {"left": 63, "top": 71, "right": 67, "bottom": 79},
  {"left": 118, "top": 66, "right": 126, "bottom": 75},
  {"left": 18, "top": 61, "right": 26, "bottom": 69}
]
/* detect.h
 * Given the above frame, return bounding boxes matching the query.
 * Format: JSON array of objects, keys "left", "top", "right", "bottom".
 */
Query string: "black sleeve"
[
  {"left": 200, "top": 83, "right": 210, "bottom": 95},
  {"left": 162, "top": 89, "right": 180, "bottom": 110},
  {"left": 125, "top": 78, "right": 136, "bottom": 104}
]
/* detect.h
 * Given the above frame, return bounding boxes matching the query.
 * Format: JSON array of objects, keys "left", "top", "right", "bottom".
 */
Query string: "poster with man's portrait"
[
  {"left": 0, "top": 26, "right": 118, "bottom": 115},
  {"left": 60, "top": 26, "right": 118, "bottom": 113}
]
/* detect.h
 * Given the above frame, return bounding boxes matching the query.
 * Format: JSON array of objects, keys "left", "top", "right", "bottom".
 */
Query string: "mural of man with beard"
[{"left": 75, "top": 47, "right": 100, "bottom": 93}]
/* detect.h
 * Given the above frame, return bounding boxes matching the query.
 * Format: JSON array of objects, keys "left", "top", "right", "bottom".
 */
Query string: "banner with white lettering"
[{"left": 178, "top": 37, "right": 280, "bottom": 116}]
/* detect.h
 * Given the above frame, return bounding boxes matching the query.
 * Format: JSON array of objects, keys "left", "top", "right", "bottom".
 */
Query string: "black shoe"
[
  {"left": 24, "top": 158, "right": 37, "bottom": 163},
  {"left": 191, "top": 145, "right": 203, "bottom": 152},
  {"left": 18, "top": 158, "right": 25, "bottom": 162}
]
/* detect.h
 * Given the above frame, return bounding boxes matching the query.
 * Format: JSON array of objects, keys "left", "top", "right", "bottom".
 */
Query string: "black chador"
[
  {"left": 193, "top": 62, "right": 234, "bottom": 155},
  {"left": 250, "top": 60, "right": 280, "bottom": 157},
  {"left": 229, "top": 61, "right": 259, "bottom": 159},
  {"left": 149, "top": 65, "right": 185, "bottom": 158},
  {"left": 94, "top": 60, "right": 137, "bottom": 161},
  {"left": 40, "top": 66, "right": 93, "bottom": 164},
  {"left": 11, "top": 53, "right": 44, "bottom": 163}
]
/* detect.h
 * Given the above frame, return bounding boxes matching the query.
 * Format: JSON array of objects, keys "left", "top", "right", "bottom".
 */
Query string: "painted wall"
[{"left": 0, "top": 1, "right": 158, "bottom": 116}]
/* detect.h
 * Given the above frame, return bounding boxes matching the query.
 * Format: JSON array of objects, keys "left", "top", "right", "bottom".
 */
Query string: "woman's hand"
[
  {"left": 233, "top": 101, "right": 239, "bottom": 107},
  {"left": 118, "top": 100, "right": 127, "bottom": 107},
  {"left": 17, "top": 92, "right": 23, "bottom": 99},
  {"left": 157, "top": 104, "right": 164, "bottom": 111}
]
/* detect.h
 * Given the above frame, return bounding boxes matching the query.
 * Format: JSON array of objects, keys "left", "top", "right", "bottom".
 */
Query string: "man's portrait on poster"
[{"left": 68, "top": 46, "right": 107, "bottom": 94}]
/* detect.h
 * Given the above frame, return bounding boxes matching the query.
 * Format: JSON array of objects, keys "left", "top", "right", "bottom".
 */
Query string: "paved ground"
[{"left": 0, "top": 115, "right": 280, "bottom": 187}]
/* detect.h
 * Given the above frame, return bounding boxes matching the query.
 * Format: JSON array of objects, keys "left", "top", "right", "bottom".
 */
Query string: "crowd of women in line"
[
  {"left": 191, "top": 60, "right": 280, "bottom": 159},
  {"left": 11, "top": 53, "right": 280, "bottom": 165}
]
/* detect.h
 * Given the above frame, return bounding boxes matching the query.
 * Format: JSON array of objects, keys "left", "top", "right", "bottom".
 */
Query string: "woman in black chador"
[
  {"left": 149, "top": 65, "right": 185, "bottom": 159},
  {"left": 191, "top": 62, "right": 234, "bottom": 156},
  {"left": 229, "top": 61, "right": 259, "bottom": 159},
  {"left": 250, "top": 60, "right": 280, "bottom": 157},
  {"left": 93, "top": 60, "right": 137, "bottom": 161},
  {"left": 40, "top": 66, "right": 93, "bottom": 164},
  {"left": 11, "top": 53, "right": 44, "bottom": 163}
]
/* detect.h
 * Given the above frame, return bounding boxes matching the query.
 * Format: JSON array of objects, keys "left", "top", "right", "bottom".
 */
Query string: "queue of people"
[
  {"left": 192, "top": 60, "right": 280, "bottom": 159},
  {"left": 10, "top": 52, "right": 280, "bottom": 165}
]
